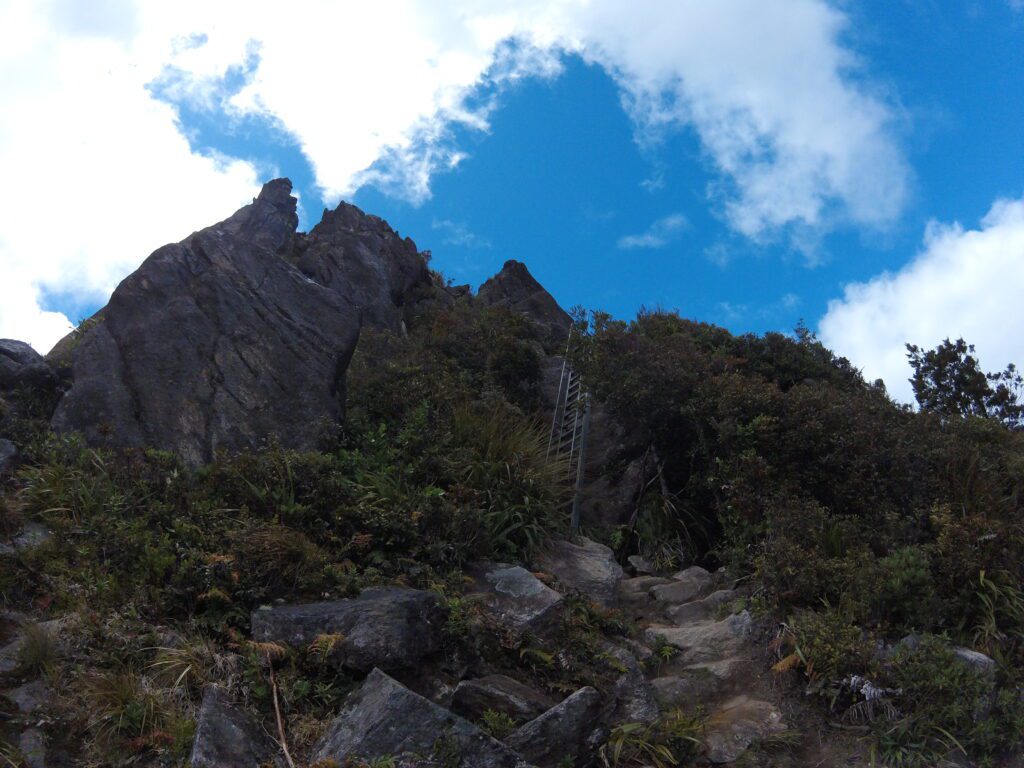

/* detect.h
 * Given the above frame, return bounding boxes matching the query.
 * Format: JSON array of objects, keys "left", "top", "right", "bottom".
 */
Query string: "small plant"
[
  {"left": 308, "top": 633, "right": 345, "bottom": 664},
  {"left": 148, "top": 636, "right": 235, "bottom": 698},
  {"left": 480, "top": 708, "right": 517, "bottom": 739},
  {"left": 82, "top": 666, "right": 173, "bottom": 746},
  {"left": 646, "top": 634, "right": 678, "bottom": 673},
  {"left": 599, "top": 709, "right": 703, "bottom": 768}
]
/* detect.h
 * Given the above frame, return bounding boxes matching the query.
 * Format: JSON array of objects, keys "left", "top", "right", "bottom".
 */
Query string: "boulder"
[
  {"left": 651, "top": 567, "right": 714, "bottom": 606},
  {"left": 312, "top": 668, "right": 527, "bottom": 768},
  {"left": 451, "top": 674, "right": 555, "bottom": 722},
  {"left": 601, "top": 644, "right": 659, "bottom": 725},
  {"left": 190, "top": 686, "right": 282, "bottom": 768},
  {"left": 643, "top": 612, "right": 752, "bottom": 665},
  {"left": 470, "top": 564, "right": 564, "bottom": 635},
  {"left": 953, "top": 646, "right": 997, "bottom": 677},
  {"left": 535, "top": 538, "right": 623, "bottom": 608},
  {"left": 251, "top": 586, "right": 445, "bottom": 672},
  {"left": 0, "top": 340, "right": 54, "bottom": 391},
  {"left": 666, "top": 589, "right": 739, "bottom": 625},
  {"left": 627, "top": 555, "right": 656, "bottom": 576},
  {"left": 703, "top": 696, "right": 785, "bottom": 763},
  {"left": 477, "top": 260, "right": 571, "bottom": 344},
  {"left": 650, "top": 658, "right": 744, "bottom": 709},
  {"left": 505, "top": 686, "right": 603, "bottom": 768},
  {"left": 651, "top": 672, "right": 719, "bottom": 709}
]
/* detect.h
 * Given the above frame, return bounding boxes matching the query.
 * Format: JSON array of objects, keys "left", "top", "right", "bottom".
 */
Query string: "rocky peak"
[
  {"left": 219, "top": 178, "right": 300, "bottom": 253},
  {"left": 296, "top": 200, "right": 432, "bottom": 330},
  {"left": 477, "top": 260, "right": 571, "bottom": 343},
  {"left": 47, "top": 179, "right": 438, "bottom": 465}
]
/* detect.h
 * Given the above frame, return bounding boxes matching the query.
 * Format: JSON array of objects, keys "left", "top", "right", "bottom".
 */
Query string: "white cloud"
[
  {"left": 618, "top": 213, "right": 689, "bottom": 249},
  {"left": 819, "top": 196, "right": 1024, "bottom": 403},
  {"left": 0, "top": 1, "right": 261, "bottom": 353},
  {"left": 0, "top": 0, "right": 908, "bottom": 351},
  {"left": 432, "top": 218, "right": 493, "bottom": 249}
]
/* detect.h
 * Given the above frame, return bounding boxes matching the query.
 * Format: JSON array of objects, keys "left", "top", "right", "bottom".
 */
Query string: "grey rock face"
[
  {"left": 505, "top": 686, "right": 603, "bottom": 768},
  {"left": 953, "top": 646, "right": 997, "bottom": 676},
  {"left": 602, "top": 644, "right": 659, "bottom": 725},
  {"left": 451, "top": 674, "right": 555, "bottom": 722},
  {"left": 644, "top": 612, "right": 752, "bottom": 665},
  {"left": 190, "top": 686, "right": 281, "bottom": 768},
  {"left": 535, "top": 538, "right": 623, "bottom": 608},
  {"left": 651, "top": 566, "right": 715, "bottom": 607},
  {"left": 627, "top": 555, "right": 656, "bottom": 576},
  {"left": 251, "top": 586, "right": 445, "bottom": 672},
  {"left": 666, "top": 589, "right": 739, "bottom": 624},
  {"left": 470, "top": 563, "right": 564, "bottom": 635},
  {"left": 49, "top": 180, "right": 435, "bottom": 466},
  {"left": 50, "top": 180, "right": 360, "bottom": 465},
  {"left": 313, "top": 668, "right": 528, "bottom": 768},
  {"left": 477, "top": 260, "right": 571, "bottom": 344},
  {"left": 296, "top": 201, "right": 432, "bottom": 331}
]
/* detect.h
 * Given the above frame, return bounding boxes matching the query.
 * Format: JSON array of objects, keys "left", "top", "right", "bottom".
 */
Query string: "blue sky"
[{"left": 1, "top": 0, "right": 1022, "bottom": 401}]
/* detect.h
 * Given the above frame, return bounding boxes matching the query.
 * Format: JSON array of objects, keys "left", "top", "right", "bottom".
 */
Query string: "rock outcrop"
[
  {"left": 451, "top": 675, "right": 555, "bottom": 722},
  {"left": 477, "top": 260, "right": 571, "bottom": 344},
  {"left": 312, "top": 668, "right": 528, "bottom": 768},
  {"left": 251, "top": 586, "right": 445, "bottom": 672},
  {"left": 504, "top": 686, "right": 603, "bottom": 768},
  {"left": 190, "top": 686, "right": 282, "bottom": 768},
  {"left": 535, "top": 537, "right": 623, "bottom": 608},
  {"left": 0, "top": 340, "right": 54, "bottom": 392},
  {"left": 48, "top": 179, "right": 434, "bottom": 466},
  {"left": 469, "top": 563, "right": 564, "bottom": 635}
]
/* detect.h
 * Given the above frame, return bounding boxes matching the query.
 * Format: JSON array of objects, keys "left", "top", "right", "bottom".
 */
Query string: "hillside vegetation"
[{"left": 0, "top": 187, "right": 1022, "bottom": 768}]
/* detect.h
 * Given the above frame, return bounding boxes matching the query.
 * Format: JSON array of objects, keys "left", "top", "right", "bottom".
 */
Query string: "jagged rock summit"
[
  {"left": 478, "top": 259, "right": 572, "bottom": 343},
  {"left": 48, "top": 179, "right": 433, "bottom": 465}
]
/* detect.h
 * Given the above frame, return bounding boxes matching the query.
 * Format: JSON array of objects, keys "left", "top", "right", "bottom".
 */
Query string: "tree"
[{"left": 906, "top": 338, "right": 1022, "bottom": 428}]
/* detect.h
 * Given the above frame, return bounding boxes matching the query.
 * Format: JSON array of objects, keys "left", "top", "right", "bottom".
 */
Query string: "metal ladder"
[{"left": 547, "top": 328, "right": 591, "bottom": 534}]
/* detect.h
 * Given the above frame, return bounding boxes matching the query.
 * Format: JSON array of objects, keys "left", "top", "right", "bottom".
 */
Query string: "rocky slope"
[{"left": 1, "top": 179, "right": 1020, "bottom": 768}]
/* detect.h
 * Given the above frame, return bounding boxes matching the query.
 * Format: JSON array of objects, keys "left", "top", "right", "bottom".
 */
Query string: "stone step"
[{"left": 643, "top": 611, "right": 752, "bottom": 665}]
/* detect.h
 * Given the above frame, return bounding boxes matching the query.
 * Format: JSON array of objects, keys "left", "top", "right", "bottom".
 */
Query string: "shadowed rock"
[
  {"left": 250, "top": 586, "right": 445, "bottom": 672},
  {"left": 0, "top": 340, "right": 54, "bottom": 391},
  {"left": 312, "top": 668, "right": 529, "bottom": 768},
  {"left": 477, "top": 260, "right": 571, "bottom": 343},
  {"left": 504, "top": 686, "right": 603, "bottom": 768},
  {"left": 190, "top": 686, "right": 282, "bottom": 768},
  {"left": 451, "top": 674, "right": 555, "bottom": 722},
  {"left": 602, "top": 643, "right": 659, "bottom": 725}
]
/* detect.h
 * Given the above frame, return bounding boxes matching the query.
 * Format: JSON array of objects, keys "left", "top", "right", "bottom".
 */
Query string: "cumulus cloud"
[
  {"left": 819, "top": 196, "right": 1024, "bottom": 403},
  {"left": 618, "top": 213, "right": 688, "bottom": 249},
  {"left": 0, "top": 0, "right": 907, "bottom": 351},
  {"left": 0, "top": 0, "right": 262, "bottom": 352}
]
